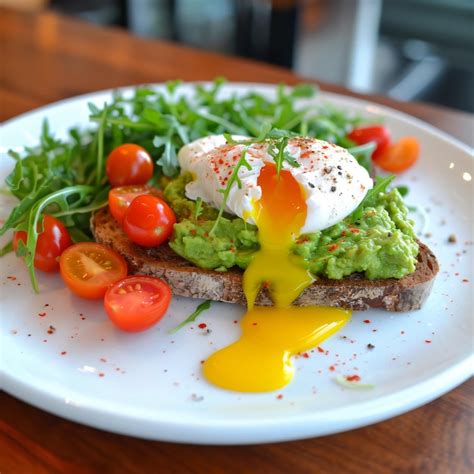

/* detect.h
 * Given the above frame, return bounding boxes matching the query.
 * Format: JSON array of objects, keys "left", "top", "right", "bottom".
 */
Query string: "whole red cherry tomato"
[
  {"left": 13, "top": 214, "right": 72, "bottom": 272},
  {"left": 347, "top": 125, "right": 391, "bottom": 161},
  {"left": 122, "top": 195, "right": 176, "bottom": 247},
  {"left": 106, "top": 144, "right": 154, "bottom": 187}
]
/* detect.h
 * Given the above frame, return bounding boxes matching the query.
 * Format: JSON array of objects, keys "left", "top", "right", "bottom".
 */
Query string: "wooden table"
[{"left": 1, "top": 8, "right": 472, "bottom": 474}]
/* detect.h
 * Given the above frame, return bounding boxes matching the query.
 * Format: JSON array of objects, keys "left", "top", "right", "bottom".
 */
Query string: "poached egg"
[
  {"left": 178, "top": 135, "right": 372, "bottom": 392},
  {"left": 178, "top": 135, "right": 373, "bottom": 233}
]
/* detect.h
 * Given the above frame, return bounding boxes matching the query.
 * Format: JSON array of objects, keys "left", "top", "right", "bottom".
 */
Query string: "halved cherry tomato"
[
  {"left": 108, "top": 185, "right": 152, "bottom": 223},
  {"left": 104, "top": 276, "right": 172, "bottom": 332},
  {"left": 347, "top": 125, "right": 391, "bottom": 161},
  {"left": 376, "top": 137, "right": 420, "bottom": 173},
  {"left": 106, "top": 144, "right": 154, "bottom": 187},
  {"left": 59, "top": 242, "right": 128, "bottom": 299},
  {"left": 122, "top": 195, "right": 176, "bottom": 247},
  {"left": 13, "top": 214, "right": 72, "bottom": 272}
]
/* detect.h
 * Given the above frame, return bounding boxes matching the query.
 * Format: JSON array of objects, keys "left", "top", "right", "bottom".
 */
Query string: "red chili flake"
[
  {"left": 190, "top": 229, "right": 197, "bottom": 236},
  {"left": 329, "top": 365, "right": 336, "bottom": 372},
  {"left": 345, "top": 374, "right": 361, "bottom": 382},
  {"left": 317, "top": 347, "right": 324, "bottom": 353},
  {"left": 47, "top": 326, "right": 56, "bottom": 335},
  {"left": 302, "top": 352, "right": 310, "bottom": 359},
  {"left": 341, "top": 230, "right": 347, "bottom": 237},
  {"left": 462, "top": 279, "right": 469, "bottom": 283},
  {"left": 44, "top": 303, "right": 50, "bottom": 307},
  {"left": 98, "top": 372, "right": 105, "bottom": 377},
  {"left": 363, "top": 319, "right": 371, "bottom": 324},
  {"left": 233, "top": 320, "right": 238, "bottom": 324},
  {"left": 349, "top": 228, "right": 360, "bottom": 234},
  {"left": 425, "top": 340, "right": 432, "bottom": 344},
  {"left": 200, "top": 360, "right": 205, "bottom": 364},
  {"left": 276, "top": 394, "right": 284, "bottom": 400},
  {"left": 38, "top": 312, "right": 47, "bottom": 317},
  {"left": 198, "top": 323, "right": 207, "bottom": 329},
  {"left": 297, "top": 235, "right": 310, "bottom": 244},
  {"left": 252, "top": 322, "right": 258, "bottom": 326},
  {"left": 328, "top": 244, "right": 338, "bottom": 252},
  {"left": 7, "top": 276, "right": 17, "bottom": 281},
  {"left": 60, "top": 351, "right": 67, "bottom": 356},
  {"left": 262, "top": 281, "right": 270, "bottom": 289}
]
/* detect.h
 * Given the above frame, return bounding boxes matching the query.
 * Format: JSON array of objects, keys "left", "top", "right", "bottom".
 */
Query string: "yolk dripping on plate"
[{"left": 204, "top": 164, "right": 351, "bottom": 392}]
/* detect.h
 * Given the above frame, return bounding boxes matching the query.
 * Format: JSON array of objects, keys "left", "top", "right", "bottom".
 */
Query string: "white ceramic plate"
[{"left": 1, "top": 84, "right": 472, "bottom": 445}]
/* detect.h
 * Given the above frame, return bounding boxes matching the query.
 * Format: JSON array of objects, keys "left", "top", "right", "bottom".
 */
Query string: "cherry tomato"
[
  {"left": 104, "top": 276, "right": 172, "bottom": 332},
  {"left": 13, "top": 214, "right": 72, "bottom": 272},
  {"left": 106, "top": 144, "right": 154, "bottom": 187},
  {"left": 122, "top": 195, "right": 176, "bottom": 247},
  {"left": 347, "top": 125, "right": 391, "bottom": 161},
  {"left": 59, "top": 242, "right": 128, "bottom": 299},
  {"left": 108, "top": 185, "right": 153, "bottom": 223},
  {"left": 376, "top": 137, "right": 420, "bottom": 173}
]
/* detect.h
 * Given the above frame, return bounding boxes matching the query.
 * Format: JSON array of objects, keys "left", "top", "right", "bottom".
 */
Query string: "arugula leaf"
[
  {"left": 194, "top": 197, "right": 203, "bottom": 220},
  {"left": 210, "top": 147, "right": 252, "bottom": 235},
  {"left": 395, "top": 185, "right": 409, "bottom": 197},
  {"left": 351, "top": 175, "right": 395, "bottom": 221},
  {"left": 0, "top": 240, "right": 13, "bottom": 257},
  {"left": 169, "top": 300, "right": 212, "bottom": 333}
]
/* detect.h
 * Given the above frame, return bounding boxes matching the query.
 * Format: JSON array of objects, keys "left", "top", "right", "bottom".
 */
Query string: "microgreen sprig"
[
  {"left": 169, "top": 300, "right": 212, "bottom": 334},
  {"left": 210, "top": 147, "right": 252, "bottom": 235}
]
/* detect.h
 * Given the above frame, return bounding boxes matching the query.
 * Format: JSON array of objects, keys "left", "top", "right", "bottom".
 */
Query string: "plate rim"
[{"left": 1, "top": 82, "right": 473, "bottom": 444}]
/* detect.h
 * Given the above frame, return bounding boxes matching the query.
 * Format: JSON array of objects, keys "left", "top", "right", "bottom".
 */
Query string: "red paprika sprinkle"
[
  {"left": 60, "top": 351, "right": 67, "bottom": 356},
  {"left": 363, "top": 319, "right": 370, "bottom": 324},
  {"left": 328, "top": 244, "right": 338, "bottom": 252},
  {"left": 38, "top": 312, "right": 47, "bottom": 317},
  {"left": 329, "top": 365, "right": 336, "bottom": 372},
  {"left": 302, "top": 352, "right": 310, "bottom": 359},
  {"left": 345, "top": 374, "right": 361, "bottom": 382},
  {"left": 198, "top": 323, "right": 207, "bottom": 329},
  {"left": 276, "top": 394, "right": 284, "bottom": 400},
  {"left": 317, "top": 347, "right": 324, "bottom": 353},
  {"left": 425, "top": 340, "right": 432, "bottom": 344}
]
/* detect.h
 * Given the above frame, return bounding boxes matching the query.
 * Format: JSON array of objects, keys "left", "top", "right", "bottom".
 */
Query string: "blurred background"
[{"left": 4, "top": 0, "right": 474, "bottom": 113}]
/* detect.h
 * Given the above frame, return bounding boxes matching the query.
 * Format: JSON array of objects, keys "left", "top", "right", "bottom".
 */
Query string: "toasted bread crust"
[{"left": 91, "top": 208, "right": 439, "bottom": 312}]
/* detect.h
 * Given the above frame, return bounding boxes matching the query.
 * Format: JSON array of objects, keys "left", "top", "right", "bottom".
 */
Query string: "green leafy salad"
[{"left": 0, "top": 78, "right": 418, "bottom": 290}]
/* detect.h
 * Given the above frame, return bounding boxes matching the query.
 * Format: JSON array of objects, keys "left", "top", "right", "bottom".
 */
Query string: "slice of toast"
[{"left": 91, "top": 208, "right": 439, "bottom": 312}]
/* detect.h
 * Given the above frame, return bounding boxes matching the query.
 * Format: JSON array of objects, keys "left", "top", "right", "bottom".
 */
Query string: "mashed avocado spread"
[{"left": 164, "top": 173, "right": 419, "bottom": 280}]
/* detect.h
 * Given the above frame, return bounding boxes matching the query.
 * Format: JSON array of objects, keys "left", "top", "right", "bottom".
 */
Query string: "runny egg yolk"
[{"left": 204, "top": 164, "right": 352, "bottom": 392}]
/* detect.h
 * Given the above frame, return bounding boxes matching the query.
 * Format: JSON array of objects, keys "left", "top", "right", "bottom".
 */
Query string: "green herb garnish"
[
  {"left": 169, "top": 300, "right": 213, "bottom": 334},
  {"left": 351, "top": 175, "right": 395, "bottom": 221},
  {"left": 194, "top": 197, "right": 203, "bottom": 220},
  {"left": 210, "top": 147, "right": 252, "bottom": 235}
]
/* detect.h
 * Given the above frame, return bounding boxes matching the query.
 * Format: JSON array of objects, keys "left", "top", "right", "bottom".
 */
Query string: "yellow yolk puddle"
[{"left": 204, "top": 164, "right": 351, "bottom": 392}]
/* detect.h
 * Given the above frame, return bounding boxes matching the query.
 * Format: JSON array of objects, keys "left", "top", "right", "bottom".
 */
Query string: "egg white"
[{"left": 178, "top": 135, "right": 373, "bottom": 233}]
